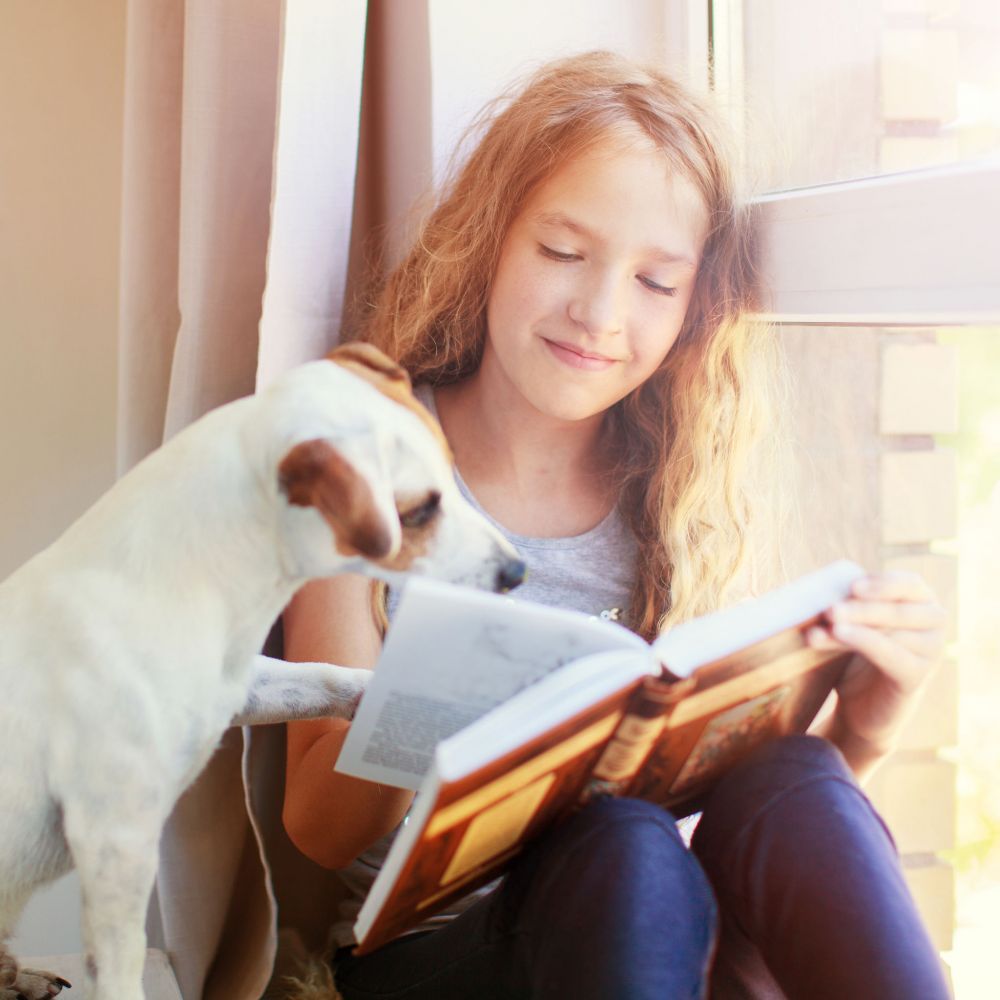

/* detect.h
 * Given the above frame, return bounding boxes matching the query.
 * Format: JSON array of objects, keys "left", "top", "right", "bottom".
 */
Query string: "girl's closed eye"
[
  {"left": 638, "top": 275, "right": 677, "bottom": 296},
  {"left": 539, "top": 242, "right": 678, "bottom": 297},
  {"left": 538, "top": 243, "right": 581, "bottom": 263}
]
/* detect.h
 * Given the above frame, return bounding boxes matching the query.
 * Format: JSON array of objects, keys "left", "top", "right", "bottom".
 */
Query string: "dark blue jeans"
[{"left": 333, "top": 735, "right": 951, "bottom": 999}]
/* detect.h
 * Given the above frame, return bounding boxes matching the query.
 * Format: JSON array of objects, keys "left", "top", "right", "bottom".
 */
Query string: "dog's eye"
[{"left": 399, "top": 491, "right": 441, "bottom": 529}]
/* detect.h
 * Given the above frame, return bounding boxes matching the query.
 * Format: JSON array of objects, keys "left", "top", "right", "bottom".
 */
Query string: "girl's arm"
[
  {"left": 282, "top": 575, "right": 415, "bottom": 869},
  {"left": 807, "top": 570, "right": 947, "bottom": 783}
]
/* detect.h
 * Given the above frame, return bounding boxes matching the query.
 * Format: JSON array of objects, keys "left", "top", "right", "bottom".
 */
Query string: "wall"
[
  {"left": 428, "top": 0, "right": 683, "bottom": 183},
  {"left": 0, "top": 0, "right": 127, "bottom": 955}
]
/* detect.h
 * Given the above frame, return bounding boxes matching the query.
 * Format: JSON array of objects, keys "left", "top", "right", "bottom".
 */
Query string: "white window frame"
[{"left": 757, "top": 159, "right": 1000, "bottom": 327}]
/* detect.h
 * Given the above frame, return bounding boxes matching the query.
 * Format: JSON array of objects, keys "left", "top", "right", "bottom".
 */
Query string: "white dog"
[{"left": 0, "top": 344, "right": 524, "bottom": 1000}]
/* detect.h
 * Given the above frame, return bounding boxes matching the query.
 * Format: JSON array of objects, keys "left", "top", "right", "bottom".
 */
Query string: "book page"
[
  {"left": 434, "top": 648, "right": 658, "bottom": 779},
  {"left": 652, "top": 560, "right": 864, "bottom": 676},
  {"left": 336, "top": 578, "right": 645, "bottom": 790}
]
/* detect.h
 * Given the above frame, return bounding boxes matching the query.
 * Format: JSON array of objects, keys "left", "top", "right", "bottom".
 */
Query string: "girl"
[{"left": 282, "top": 51, "right": 950, "bottom": 999}]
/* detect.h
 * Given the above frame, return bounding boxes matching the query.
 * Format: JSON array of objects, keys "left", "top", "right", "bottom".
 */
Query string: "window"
[{"left": 712, "top": 1, "right": 1000, "bottom": 991}]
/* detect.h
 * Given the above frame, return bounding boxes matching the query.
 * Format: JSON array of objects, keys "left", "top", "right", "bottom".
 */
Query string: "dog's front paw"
[
  {"left": 322, "top": 665, "right": 369, "bottom": 720},
  {"left": 7, "top": 968, "right": 71, "bottom": 999},
  {"left": 234, "top": 657, "right": 372, "bottom": 726}
]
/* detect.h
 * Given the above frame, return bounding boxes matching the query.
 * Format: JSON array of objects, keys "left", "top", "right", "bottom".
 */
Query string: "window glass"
[{"left": 738, "top": 0, "right": 1000, "bottom": 191}]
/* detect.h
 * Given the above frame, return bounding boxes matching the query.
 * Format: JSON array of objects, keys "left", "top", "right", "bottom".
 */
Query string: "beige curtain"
[
  {"left": 117, "top": 0, "right": 284, "bottom": 474},
  {"left": 116, "top": 1, "right": 375, "bottom": 996}
]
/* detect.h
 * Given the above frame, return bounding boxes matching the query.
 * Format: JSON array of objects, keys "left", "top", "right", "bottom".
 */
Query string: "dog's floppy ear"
[
  {"left": 327, "top": 343, "right": 411, "bottom": 387},
  {"left": 278, "top": 439, "right": 400, "bottom": 560},
  {"left": 326, "top": 342, "right": 452, "bottom": 460}
]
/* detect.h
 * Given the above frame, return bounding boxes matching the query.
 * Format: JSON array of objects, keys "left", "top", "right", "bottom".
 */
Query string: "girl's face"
[{"left": 483, "top": 140, "right": 708, "bottom": 423}]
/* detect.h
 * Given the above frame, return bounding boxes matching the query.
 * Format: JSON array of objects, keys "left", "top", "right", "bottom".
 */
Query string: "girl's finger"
[
  {"left": 845, "top": 625, "right": 945, "bottom": 662},
  {"left": 851, "top": 570, "right": 935, "bottom": 603},
  {"left": 828, "top": 622, "right": 934, "bottom": 693},
  {"left": 806, "top": 622, "right": 941, "bottom": 660},
  {"left": 805, "top": 625, "right": 848, "bottom": 650},
  {"left": 828, "top": 599, "right": 947, "bottom": 632}
]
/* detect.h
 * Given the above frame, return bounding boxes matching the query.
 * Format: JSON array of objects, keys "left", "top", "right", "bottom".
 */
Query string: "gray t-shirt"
[{"left": 329, "top": 386, "right": 639, "bottom": 947}]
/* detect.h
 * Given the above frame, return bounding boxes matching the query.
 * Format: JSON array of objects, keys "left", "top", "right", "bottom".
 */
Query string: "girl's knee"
[
  {"left": 560, "top": 796, "right": 696, "bottom": 869},
  {"left": 521, "top": 796, "right": 711, "bottom": 903},
  {"left": 692, "top": 735, "right": 882, "bottom": 862},
  {"left": 572, "top": 795, "right": 683, "bottom": 839},
  {"left": 748, "top": 732, "right": 853, "bottom": 779},
  {"left": 707, "top": 733, "right": 855, "bottom": 809}
]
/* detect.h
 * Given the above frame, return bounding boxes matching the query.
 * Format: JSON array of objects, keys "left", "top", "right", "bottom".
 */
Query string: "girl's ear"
[{"left": 278, "top": 438, "right": 402, "bottom": 561}]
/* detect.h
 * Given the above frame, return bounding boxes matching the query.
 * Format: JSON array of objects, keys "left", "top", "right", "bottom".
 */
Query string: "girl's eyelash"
[
  {"left": 539, "top": 243, "right": 677, "bottom": 296},
  {"left": 538, "top": 244, "right": 579, "bottom": 262},
  {"left": 639, "top": 275, "right": 678, "bottom": 297}
]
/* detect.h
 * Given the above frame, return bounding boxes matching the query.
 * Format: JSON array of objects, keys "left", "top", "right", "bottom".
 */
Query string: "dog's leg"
[
  {"left": 231, "top": 654, "right": 369, "bottom": 726},
  {"left": 61, "top": 801, "right": 162, "bottom": 1000}
]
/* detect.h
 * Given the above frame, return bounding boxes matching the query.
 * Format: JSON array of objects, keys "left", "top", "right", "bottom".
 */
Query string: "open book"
[{"left": 336, "top": 560, "right": 863, "bottom": 954}]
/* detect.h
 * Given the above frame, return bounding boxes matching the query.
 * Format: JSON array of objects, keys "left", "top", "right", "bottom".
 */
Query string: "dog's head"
[{"left": 261, "top": 343, "right": 525, "bottom": 594}]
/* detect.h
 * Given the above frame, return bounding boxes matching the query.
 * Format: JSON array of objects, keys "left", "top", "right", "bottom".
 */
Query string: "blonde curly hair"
[{"left": 353, "top": 50, "right": 778, "bottom": 640}]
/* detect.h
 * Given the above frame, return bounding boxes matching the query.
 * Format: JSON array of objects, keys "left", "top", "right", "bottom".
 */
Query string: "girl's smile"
[{"left": 542, "top": 337, "right": 622, "bottom": 371}]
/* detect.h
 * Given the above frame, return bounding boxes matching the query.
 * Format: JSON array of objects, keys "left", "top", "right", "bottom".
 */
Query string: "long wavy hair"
[{"left": 355, "top": 51, "right": 779, "bottom": 640}]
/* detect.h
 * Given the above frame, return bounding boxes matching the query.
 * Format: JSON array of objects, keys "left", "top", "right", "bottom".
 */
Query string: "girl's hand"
[{"left": 807, "top": 570, "right": 947, "bottom": 774}]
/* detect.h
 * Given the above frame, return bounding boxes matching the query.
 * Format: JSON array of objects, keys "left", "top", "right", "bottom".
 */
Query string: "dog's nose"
[{"left": 496, "top": 558, "right": 527, "bottom": 593}]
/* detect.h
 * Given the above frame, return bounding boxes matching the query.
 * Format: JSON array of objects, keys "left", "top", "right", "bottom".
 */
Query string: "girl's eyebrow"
[{"left": 534, "top": 211, "right": 696, "bottom": 269}]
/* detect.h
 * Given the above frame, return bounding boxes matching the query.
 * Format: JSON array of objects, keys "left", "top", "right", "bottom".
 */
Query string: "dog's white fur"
[{"left": 0, "top": 348, "right": 522, "bottom": 1000}]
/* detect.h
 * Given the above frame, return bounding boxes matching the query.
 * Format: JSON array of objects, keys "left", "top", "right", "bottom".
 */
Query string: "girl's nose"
[{"left": 567, "top": 273, "right": 626, "bottom": 338}]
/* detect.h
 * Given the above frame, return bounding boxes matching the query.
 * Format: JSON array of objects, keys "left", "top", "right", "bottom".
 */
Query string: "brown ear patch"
[
  {"left": 327, "top": 342, "right": 452, "bottom": 460},
  {"left": 327, "top": 342, "right": 411, "bottom": 385},
  {"left": 278, "top": 439, "right": 396, "bottom": 560}
]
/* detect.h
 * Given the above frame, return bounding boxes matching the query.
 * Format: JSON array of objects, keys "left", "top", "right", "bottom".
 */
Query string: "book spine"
[{"left": 578, "top": 675, "right": 694, "bottom": 802}]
